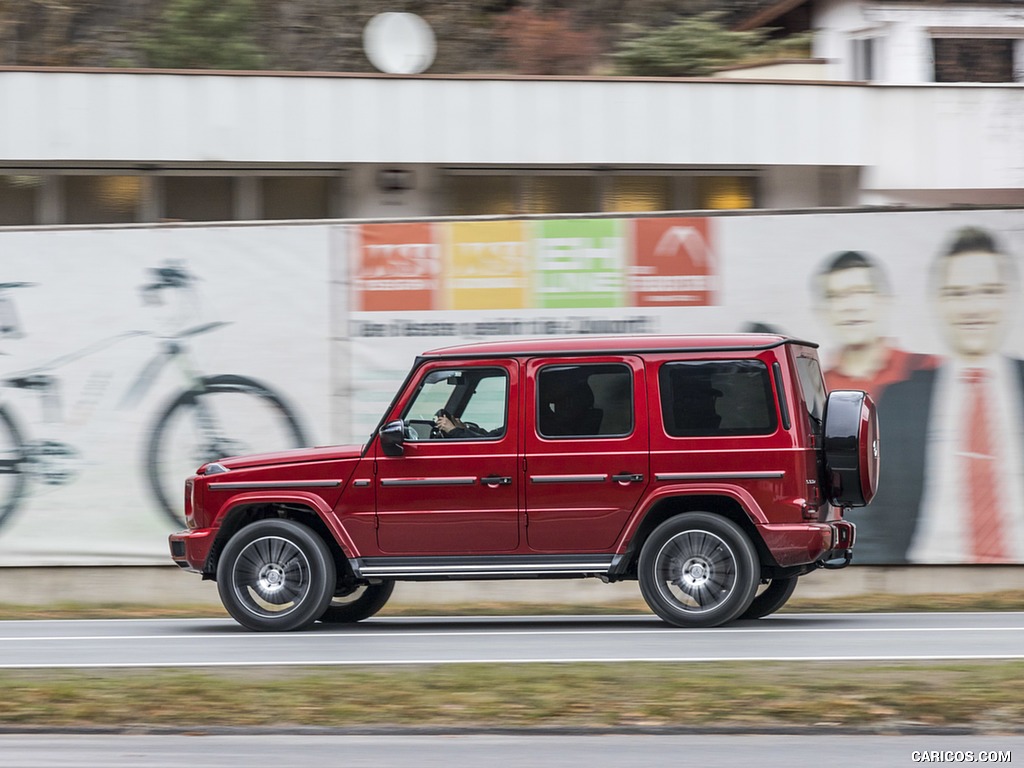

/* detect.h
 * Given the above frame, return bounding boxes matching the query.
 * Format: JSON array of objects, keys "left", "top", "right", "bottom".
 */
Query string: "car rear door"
[{"left": 523, "top": 355, "right": 648, "bottom": 552}]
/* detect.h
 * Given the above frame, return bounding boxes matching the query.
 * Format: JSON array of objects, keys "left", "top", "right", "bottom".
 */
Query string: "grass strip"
[
  {"left": 2, "top": 661, "right": 1022, "bottom": 730},
  {"left": 2, "top": 593, "right": 1021, "bottom": 731}
]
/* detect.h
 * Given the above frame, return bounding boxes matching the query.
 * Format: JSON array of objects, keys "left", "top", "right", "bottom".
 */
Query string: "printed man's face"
[
  {"left": 936, "top": 250, "right": 1011, "bottom": 358},
  {"left": 821, "top": 266, "right": 883, "bottom": 347}
]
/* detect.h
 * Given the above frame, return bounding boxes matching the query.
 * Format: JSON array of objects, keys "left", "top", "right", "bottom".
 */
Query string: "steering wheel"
[{"left": 430, "top": 426, "right": 444, "bottom": 439}]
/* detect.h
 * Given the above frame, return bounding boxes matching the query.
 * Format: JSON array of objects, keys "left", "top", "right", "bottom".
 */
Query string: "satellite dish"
[{"left": 363, "top": 12, "right": 436, "bottom": 75}]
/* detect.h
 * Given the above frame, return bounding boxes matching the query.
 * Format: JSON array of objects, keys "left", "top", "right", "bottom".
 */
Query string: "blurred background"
[{"left": 0, "top": 0, "right": 1022, "bottom": 582}]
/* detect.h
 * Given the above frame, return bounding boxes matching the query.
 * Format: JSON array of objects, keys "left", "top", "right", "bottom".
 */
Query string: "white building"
[{"left": 737, "top": 0, "right": 1024, "bottom": 84}]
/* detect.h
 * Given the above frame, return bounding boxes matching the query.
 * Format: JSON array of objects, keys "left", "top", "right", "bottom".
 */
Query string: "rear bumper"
[
  {"left": 168, "top": 528, "right": 215, "bottom": 574},
  {"left": 758, "top": 519, "right": 856, "bottom": 568}
]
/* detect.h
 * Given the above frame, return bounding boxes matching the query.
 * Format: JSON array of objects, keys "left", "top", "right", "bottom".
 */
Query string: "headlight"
[{"left": 184, "top": 477, "right": 196, "bottom": 529}]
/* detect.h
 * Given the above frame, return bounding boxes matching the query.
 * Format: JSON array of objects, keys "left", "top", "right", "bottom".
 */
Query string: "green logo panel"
[{"left": 532, "top": 219, "right": 626, "bottom": 309}]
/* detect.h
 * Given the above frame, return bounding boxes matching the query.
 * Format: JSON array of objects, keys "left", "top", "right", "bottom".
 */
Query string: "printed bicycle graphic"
[{"left": 0, "top": 264, "right": 309, "bottom": 531}]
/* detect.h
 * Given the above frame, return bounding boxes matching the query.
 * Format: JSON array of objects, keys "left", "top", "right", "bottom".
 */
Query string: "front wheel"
[
  {"left": 638, "top": 512, "right": 759, "bottom": 628},
  {"left": 738, "top": 576, "right": 798, "bottom": 620},
  {"left": 318, "top": 581, "right": 395, "bottom": 623},
  {"left": 146, "top": 375, "right": 309, "bottom": 529},
  {"left": 217, "top": 518, "right": 336, "bottom": 632}
]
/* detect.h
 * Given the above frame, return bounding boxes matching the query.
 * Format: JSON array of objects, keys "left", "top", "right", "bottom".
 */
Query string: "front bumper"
[{"left": 168, "top": 528, "right": 216, "bottom": 574}]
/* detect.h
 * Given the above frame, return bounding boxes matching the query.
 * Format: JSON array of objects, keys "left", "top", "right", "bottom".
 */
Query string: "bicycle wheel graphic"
[
  {"left": 0, "top": 405, "right": 27, "bottom": 531},
  {"left": 146, "top": 375, "right": 309, "bottom": 530}
]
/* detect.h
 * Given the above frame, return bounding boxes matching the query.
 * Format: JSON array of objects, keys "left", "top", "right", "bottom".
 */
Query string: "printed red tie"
[{"left": 963, "top": 368, "right": 1006, "bottom": 562}]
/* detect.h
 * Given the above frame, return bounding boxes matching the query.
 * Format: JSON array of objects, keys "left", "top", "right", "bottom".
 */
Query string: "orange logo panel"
[
  {"left": 631, "top": 218, "right": 717, "bottom": 307},
  {"left": 353, "top": 223, "right": 440, "bottom": 311}
]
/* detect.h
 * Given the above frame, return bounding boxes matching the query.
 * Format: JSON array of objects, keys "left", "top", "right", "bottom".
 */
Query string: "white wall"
[
  {"left": 866, "top": 85, "right": 1024, "bottom": 193},
  {"left": 0, "top": 71, "right": 874, "bottom": 167}
]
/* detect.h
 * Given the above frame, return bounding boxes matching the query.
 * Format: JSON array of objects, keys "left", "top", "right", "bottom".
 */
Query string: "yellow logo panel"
[{"left": 445, "top": 221, "right": 531, "bottom": 310}]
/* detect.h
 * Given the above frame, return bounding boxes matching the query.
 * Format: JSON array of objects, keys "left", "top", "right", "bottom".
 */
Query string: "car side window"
[
  {"left": 659, "top": 359, "right": 777, "bottom": 437},
  {"left": 537, "top": 363, "right": 632, "bottom": 438},
  {"left": 402, "top": 367, "right": 508, "bottom": 440},
  {"left": 794, "top": 352, "right": 827, "bottom": 435}
]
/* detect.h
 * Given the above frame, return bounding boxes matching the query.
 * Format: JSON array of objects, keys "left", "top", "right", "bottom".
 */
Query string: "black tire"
[
  {"left": 638, "top": 512, "right": 760, "bottom": 628},
  {"left": 318, "top": 581, "right": 395, "bottom": 623},
  {"left": 216, "top": 518, "right": 335, "bottom": 632},
  {"left": 738, "top": 577, "right": 798, "bottom": 620},
  {"left": 0, "top": 405, "right": 27, "bottom": 530},
  {"left": 823, "top": 389, "right": 880, "bottom": 507},
  {"left": 146, "top": 375, "right": 308, "bottom": 529}
]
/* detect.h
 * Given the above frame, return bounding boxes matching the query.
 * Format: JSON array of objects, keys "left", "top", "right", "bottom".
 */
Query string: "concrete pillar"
[
  {"left": 234, "top": 176, "right": 260, "bottom": 221},
  {"left": 37, "top": 175, "right": 64, "bottom": 225},
  {"left": 140, "top": 175, "right": 163, "bottom": 222}
]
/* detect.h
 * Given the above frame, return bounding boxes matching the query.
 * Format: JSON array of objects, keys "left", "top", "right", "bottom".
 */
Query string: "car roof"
[{"left": 420, "top": 333, "right": 816, "bottom": 359}]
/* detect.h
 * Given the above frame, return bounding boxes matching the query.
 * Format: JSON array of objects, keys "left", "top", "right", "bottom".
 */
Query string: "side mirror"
[{"left": 379, "top": 419, "right": 405, "bottom": 456}]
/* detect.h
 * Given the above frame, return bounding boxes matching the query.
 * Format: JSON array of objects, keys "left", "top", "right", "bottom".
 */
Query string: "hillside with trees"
[{"left": 0, "top": 0, "right": 807, "bottom": 76}]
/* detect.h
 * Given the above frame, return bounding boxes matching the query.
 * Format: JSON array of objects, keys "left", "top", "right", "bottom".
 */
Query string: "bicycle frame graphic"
[{"left": 0, "top": 266, "right": 309, "bottom": 531}]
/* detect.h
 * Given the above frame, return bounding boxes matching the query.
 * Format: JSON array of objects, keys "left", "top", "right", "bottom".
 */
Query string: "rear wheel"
[
  {"left": 738, "top": 576, "right": 798, "bottom": 620},
  {"left": 217, "top": 518, "right": 335, "bottom": 632},
  {"left": 0, "top": 405, "right": 27, "bottom": 531},
  {"left": 319, "top": 581, "right": 395, "bottom": 623},
  {"left": 638, "top": 512, "right": 759, "bottom": 628},
  {"left": 147, "top": 375, "right": 308, "bottom": 530}
]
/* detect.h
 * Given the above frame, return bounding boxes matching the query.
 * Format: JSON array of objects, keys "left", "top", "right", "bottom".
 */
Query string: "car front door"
[
  {"left": 374, "top": 360, "right": 520, "bottom": 554},
  {"left": 524, "top": 356, "right": 649, "bottom": 552}
]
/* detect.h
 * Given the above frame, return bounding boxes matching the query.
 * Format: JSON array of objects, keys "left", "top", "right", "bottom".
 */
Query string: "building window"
[
  {"left": 697, "top": 176, "right": 755, "bottom": 210},
  {"left": 65, "top": 175, "right": 143, "bottom": 224},
  {"left": 0, "top": 175, "right": 40, "bottom": 226},
  {"left": 449, "top": 175, "right": 519, "bottom": 216},
  {"left": 447, "top": 171, "right": 756, "bottom": 216},
  {"left": 446, "top": 174, "right": 597, "bottom": 216},
  {"left": 521, "top": 176, "right": 596, "bottom": 214},
  {"left": 262, "top": 176, "right": 332, "bottom": 220},
  {"left": 932, "top": 38, "right": 1015, "bottom": 83},
  {"left": 604, "top": 175, "right": 672, "bottom": 213},
  {"left": 164, "top": 176, "right": 233, "bottom": 222}
]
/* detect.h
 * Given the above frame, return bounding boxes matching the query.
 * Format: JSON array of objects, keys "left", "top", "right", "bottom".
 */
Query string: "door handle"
[
  {"left": 482, "top": 475, "right": 512, "bottom": 487},
  {"left": 611, "top": 473, "right": 644, "bottom": 483}
]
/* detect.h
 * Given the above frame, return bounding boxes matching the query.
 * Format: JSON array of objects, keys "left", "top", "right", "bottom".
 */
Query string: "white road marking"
[
  {"left": 2, "top": 653, "right": 1024, "bottom": 670},
  {"left": 2, "top": 625, "right": 1023, "bottom": 642}
]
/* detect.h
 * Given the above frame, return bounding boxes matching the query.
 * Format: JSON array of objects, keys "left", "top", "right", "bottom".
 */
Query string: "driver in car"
[{"left": 434, "top": 409, "right": 486, "bottom": 438}]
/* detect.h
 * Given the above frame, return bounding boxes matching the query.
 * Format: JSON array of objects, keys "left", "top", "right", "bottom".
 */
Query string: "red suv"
[{"left": 170, "top": 334, "right": 878, "bottom": 631}]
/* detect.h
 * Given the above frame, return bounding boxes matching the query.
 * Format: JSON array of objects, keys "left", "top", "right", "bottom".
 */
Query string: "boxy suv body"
[{"left": 170, "top": 334, "right": 879, "bottom": 631}]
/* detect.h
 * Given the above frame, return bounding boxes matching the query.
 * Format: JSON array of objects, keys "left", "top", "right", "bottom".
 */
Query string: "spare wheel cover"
[{"left": 823, "top": 390, "right": 880, "bottom": 507}]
